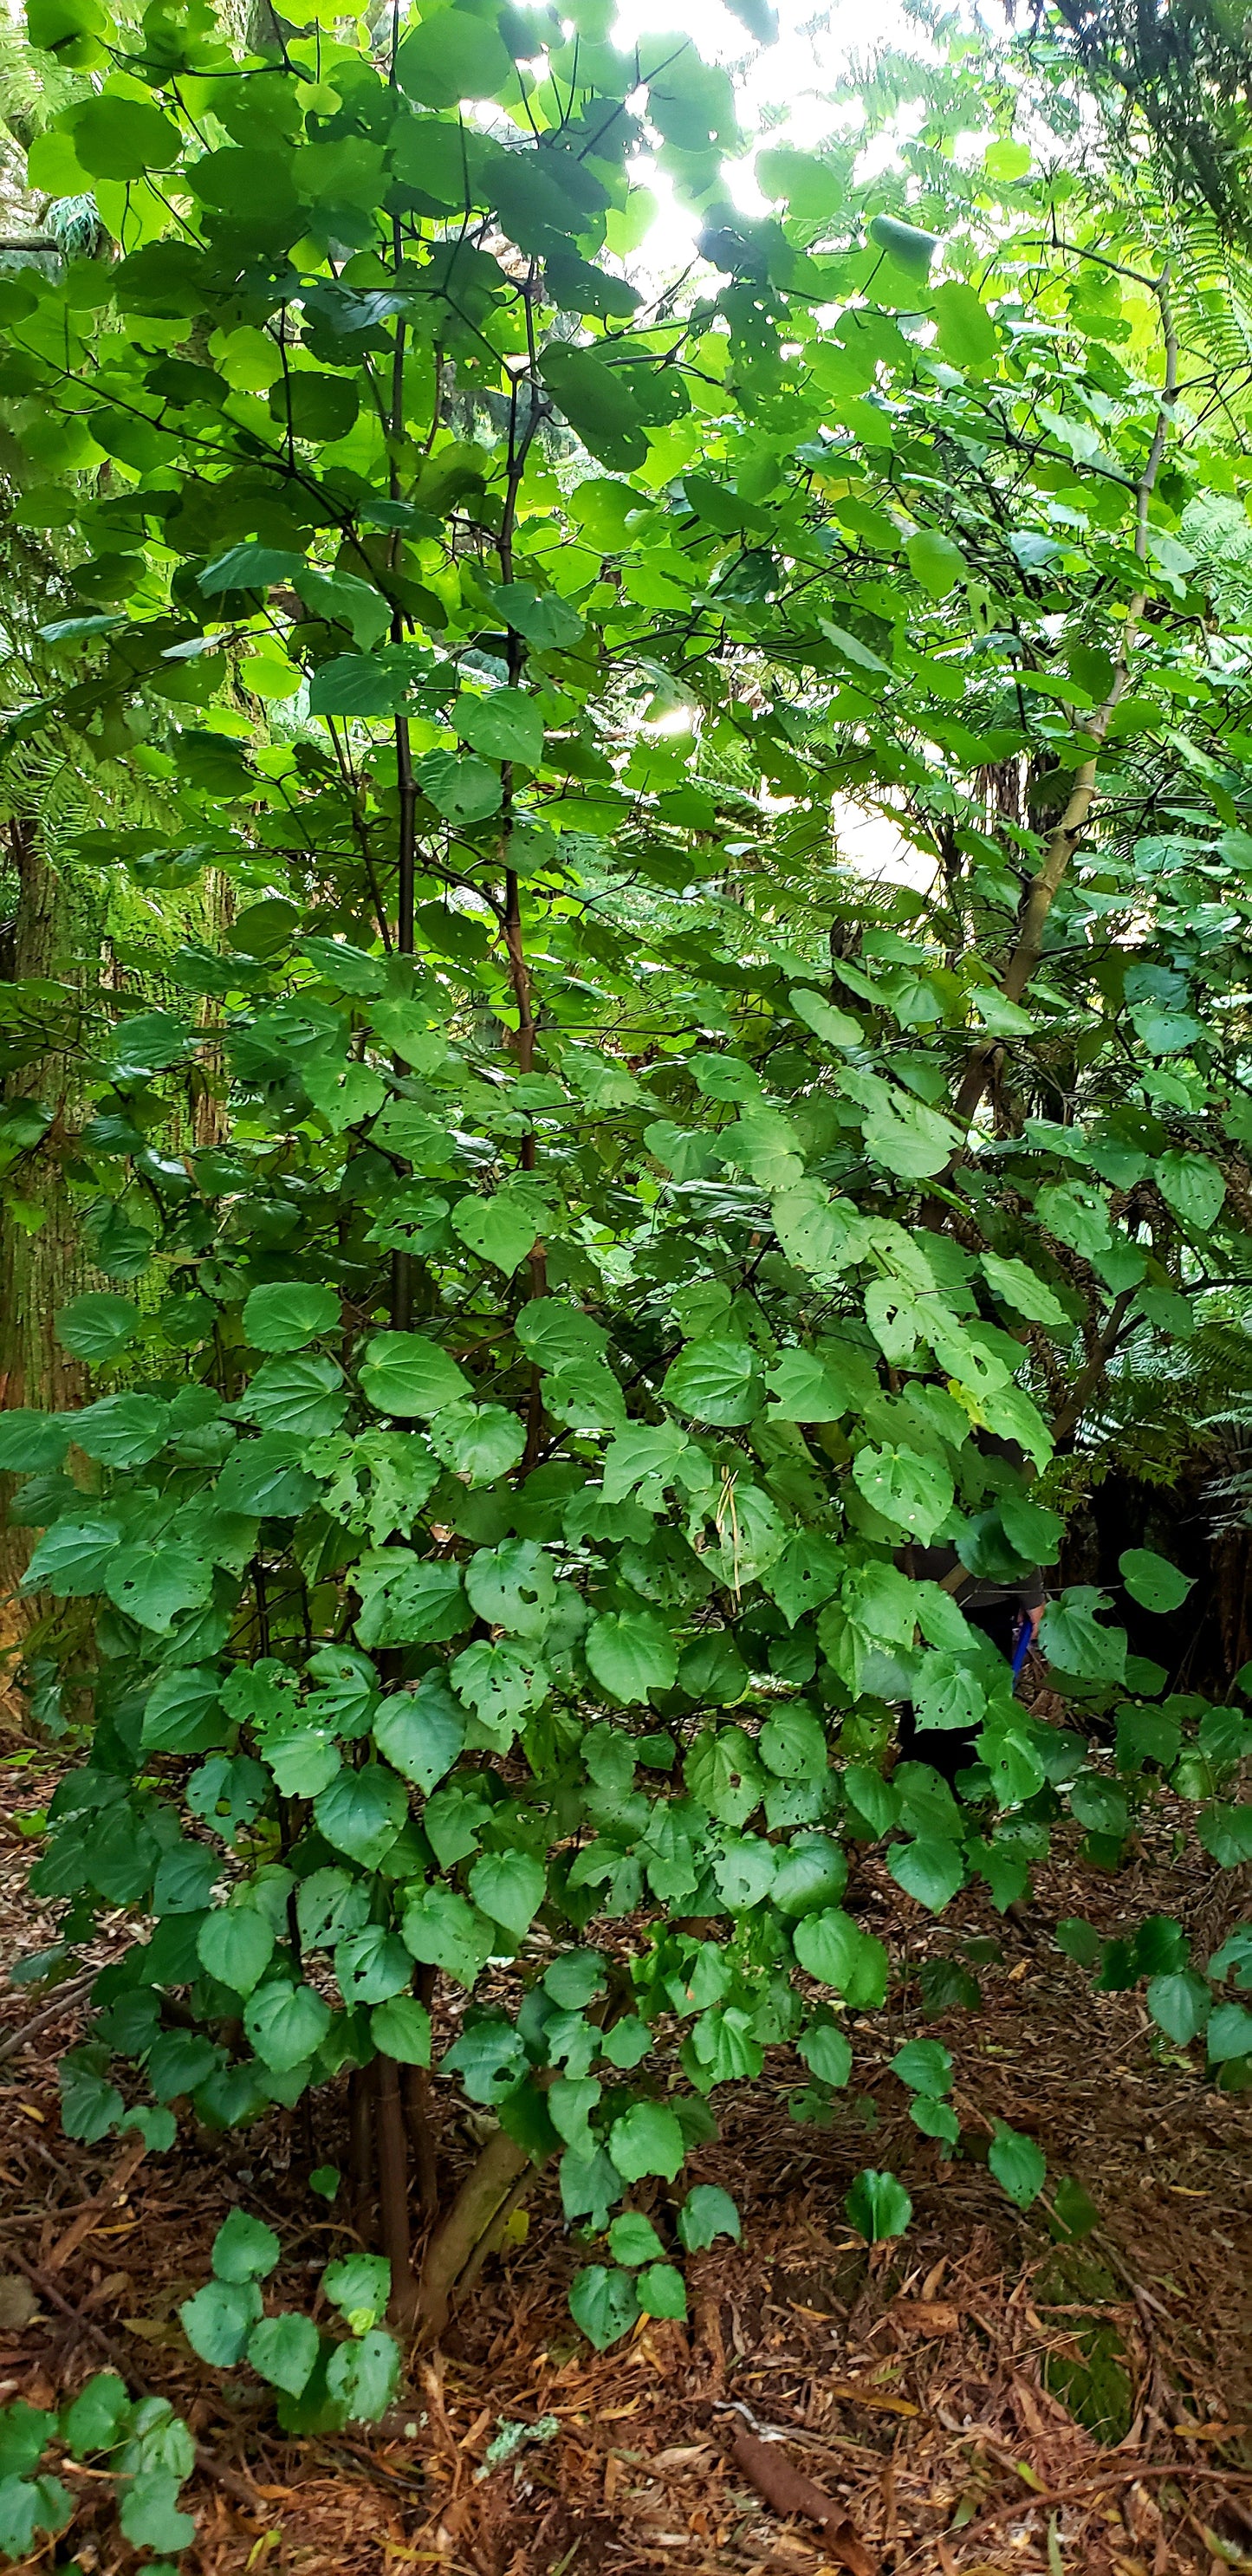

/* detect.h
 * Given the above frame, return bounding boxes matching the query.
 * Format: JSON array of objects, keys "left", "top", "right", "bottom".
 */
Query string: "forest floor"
[{"left": 1, "top": 1697, "right": 1250, "bottom": 2576}]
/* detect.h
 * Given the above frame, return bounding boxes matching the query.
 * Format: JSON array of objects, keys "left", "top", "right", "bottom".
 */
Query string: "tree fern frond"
[
  {"left": 899, "top": 140, "right": 982, "bottom": 212},
  {"left": 1164, "top": 206, "right": 1252, "bottom": 373},
  {"left": 1083, "top": 1307, "right": 1252, "bottom": 1489}
]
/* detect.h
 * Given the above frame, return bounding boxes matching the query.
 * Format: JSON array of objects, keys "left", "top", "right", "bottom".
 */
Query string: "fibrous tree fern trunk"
[
  {"left": 0, "top": 816, "right": 94, "bottom": 1610},
  {"left": 189, "top": 867, "right": 233, "bottom": 1152}
]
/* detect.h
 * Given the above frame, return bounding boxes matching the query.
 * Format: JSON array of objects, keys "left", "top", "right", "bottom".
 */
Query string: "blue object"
[{"left": 1010, "top": 1615, "right": 1032, "bottom": 1687}]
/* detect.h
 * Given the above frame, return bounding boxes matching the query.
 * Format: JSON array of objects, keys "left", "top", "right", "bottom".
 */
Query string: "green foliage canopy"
[{"left": 0, "top": 0, "right": 1250, "bottom": 2394}]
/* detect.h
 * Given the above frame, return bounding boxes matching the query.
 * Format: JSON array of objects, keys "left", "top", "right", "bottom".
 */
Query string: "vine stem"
[
  {"left": 395, "top": 710, "right": 417, "bottom": 964},
  {"left": 348, "top": 2061, "right": 375, "bottom": 2236},
  {"left": 390, "top": 687, "right": 417, "bottom": 1340},
  {"left": 402, "top": 2065, "right": 439, "bottom": 2213},
  {"left": 492, "top": 292, "right": 548, "bottom": 1489},
  {"left": 402, "top": 1965, "right": 439, "bottom": 2216},
  {"left": 388, "top": 199, "right": 418, "bottom": 1333},
  {"left": 1048, "top": 1285, "right": 1136, "bottom": 1444},
  {"left": 358, "top": 165, "right": 430, "bottom": 2313}
]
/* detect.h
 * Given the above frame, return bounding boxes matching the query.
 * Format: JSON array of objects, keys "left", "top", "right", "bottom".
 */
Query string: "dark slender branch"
[
  {"left": 0, "top": 1970, "right": 94, "bottom": 2066},
  {"left": 1050, "top": 1288, "right": 1136, "bottom": 1445}
]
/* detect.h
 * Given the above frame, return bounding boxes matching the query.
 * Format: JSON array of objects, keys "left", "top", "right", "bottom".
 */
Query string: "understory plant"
[
  {"left": 0, "top": 2374, "right": 195, "bottom": 2564},
  {"left": 0, "top": 0, "right": 1249, "bottom": 2413}
]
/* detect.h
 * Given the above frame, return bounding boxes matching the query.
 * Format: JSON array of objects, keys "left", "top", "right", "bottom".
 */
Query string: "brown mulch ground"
[{"left": 2, "top": 1697, "right": 1250, "bottom": 2576}]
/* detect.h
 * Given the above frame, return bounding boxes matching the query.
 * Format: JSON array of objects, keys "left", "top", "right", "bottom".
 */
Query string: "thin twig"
[
  {"left": 0, "top": 1972, "right": 94, "bottom": 2067},
  {"left": 44, "top": 2133, "right": 149, "bottom": 2274},
  {"left": 970, "top": 2456, "right": 1252, "bottom": 2533}
]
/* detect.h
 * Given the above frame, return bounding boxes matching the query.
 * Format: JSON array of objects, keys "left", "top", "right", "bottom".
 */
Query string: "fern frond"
[
  {"left": 899, "top": 140, "right": 981, "bottom": 213},
  {"left": 1165, "top": 205, "right": 1252, "bottom": 374},
  {"left": 1084, "top": 1307, "right": 1252, "bottom": 1489}
]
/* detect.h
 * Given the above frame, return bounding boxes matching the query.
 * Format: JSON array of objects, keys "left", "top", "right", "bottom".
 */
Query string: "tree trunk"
[
  {"left": 189, "top": 868, "right": 232, "bottom": 1152},
  {"left": 413, "top": 2125, "right": 532, "bottom": 2345},
  {"left": 374, "top": 2051, "right": 419, "bottom": 2326},
  {"left": 0, "top": 819, "right": 95, "bottom": 1611}
]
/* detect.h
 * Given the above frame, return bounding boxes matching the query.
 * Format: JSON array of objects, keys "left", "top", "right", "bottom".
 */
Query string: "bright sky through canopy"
[{"left": 612, "top": 0, "right": 919, "bottom": 267}]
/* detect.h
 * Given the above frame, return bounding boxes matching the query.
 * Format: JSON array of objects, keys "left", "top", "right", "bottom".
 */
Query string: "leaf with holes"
[
  {"left": 1157, "top": 1151, "right": 1224, "bottom": 1233},
  {"left": 325, "top": 2328, "right": 401, "bottom": 2422},
  {"left": 373, "top": 1677, "right": 464, "bottom": 1794},
  {"left": 758, "top": 1703, "right": 827, "bottom": 1780},
  {"left": 568, "top": 2264, "right": 640, "bottom": 2351},
  {"left": 685, "top": 1725, "right": 766, "bottom": 1829},
  {"left": 243, "top": 1980, "right": 332, "bottom": 2073},
  {"left": 765, "top": 1349, "right": 853, "bottom": 1423},
  {"left": 852, "top": 1444, "right": 953, "bottom": 1542},
  {"left": 105, "top": 1547, "right": 215, "bottom": 1634},
  {"left": 764, "top": 1533, "right": 843, "bottom": 1627},
  {"left": 324, "top": 2254, "right": 391, "bottom": 2328},
  {"left": 179, "top": 2277, "right": 263, "bottom": 2366},
  {"left": 247, "top": 2312, "right": 320, "bottom": 2398},
  {"left": 451, "top": 1192, "right": 541, "bottom": 1274},
  {"left": 988, "top": 2122, "right": 1046, "bottom": 2209},
  {"left": 1119, "top": 1548, "right": 1192, "bottom": 1613},
  {"left": 464, "top": 1540, "right": 555, "bottom": 1637}
]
